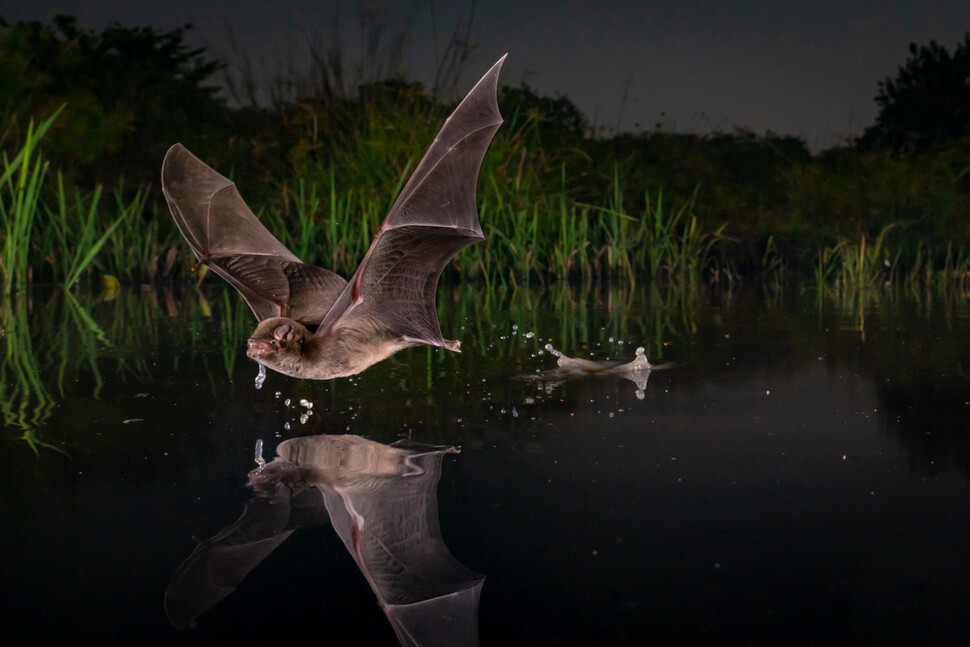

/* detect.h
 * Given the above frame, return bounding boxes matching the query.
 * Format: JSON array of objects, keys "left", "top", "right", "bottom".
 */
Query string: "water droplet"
[
  {"left": 254, "top": 439, "right": 266, "bottom": 472},
  {"left": 254, "top": 360, "right": 267, "bottom": 390}
]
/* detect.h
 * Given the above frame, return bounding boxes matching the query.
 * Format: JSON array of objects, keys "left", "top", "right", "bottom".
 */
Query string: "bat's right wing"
[
  {"left": 162, "top": 144, "right": 346, "bottom": 323},
  {"left": 313, "top": 55, "right": 506, "bottom": 346},
  {"left": 281, "top": 436, "right": 485, "bottom": 646}
]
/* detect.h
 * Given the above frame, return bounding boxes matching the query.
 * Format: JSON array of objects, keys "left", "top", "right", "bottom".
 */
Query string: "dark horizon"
[{"left": 4, "top": 0, "right": 970, "bottom": 150}]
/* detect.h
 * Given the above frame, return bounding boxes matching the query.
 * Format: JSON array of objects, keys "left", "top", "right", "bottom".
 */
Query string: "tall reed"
[
  {"left": 45, "top": 175, "right": 143, "bottom": 290},
  {"left": 0, "top": 108, "right": 63, "bottom": 295},
  {"left": 814, "top": 224, "right": 900, "bottom": 291}
]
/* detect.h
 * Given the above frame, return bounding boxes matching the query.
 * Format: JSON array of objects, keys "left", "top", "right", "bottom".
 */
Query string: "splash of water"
[
  {"left": 254, "top": 360, "right": 267, "bottom": 390},
  {"left": 544, "top": 343, "right": 563, "bottom": 358},
  {"left": 631, "top": 347, "right": 652, "bottom": 371}
]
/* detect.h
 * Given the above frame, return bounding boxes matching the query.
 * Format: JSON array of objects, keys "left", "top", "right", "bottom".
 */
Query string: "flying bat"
[{"left": 162, "top": 56, "right": 505, "bottom": 380}]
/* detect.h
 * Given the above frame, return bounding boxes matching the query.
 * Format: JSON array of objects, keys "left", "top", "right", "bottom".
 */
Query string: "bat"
[
  {"left": 165, "top": 435, "right": 484, "bottom": 647},
  {"left": 162, "top": 56, "right": 506, "bottom": 380}
]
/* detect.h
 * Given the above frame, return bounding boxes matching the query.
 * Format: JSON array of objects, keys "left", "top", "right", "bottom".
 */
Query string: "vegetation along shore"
[{"left": 2, "top": 15, "right": 969, "bottom": 294}]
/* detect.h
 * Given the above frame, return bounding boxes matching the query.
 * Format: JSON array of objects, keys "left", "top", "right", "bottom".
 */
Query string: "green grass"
[
  {"left": 2, "top": 17, "right": 968, "bottom": 292},
  {"left": 1, "top": 96, "right": 968, "bottom": 294},
  {"left": 46, "top": 175, "right": 143, "bottom": 290},
  {"left": 814, "top": 224, "right": 901, "bottom": 291},
  {"left": 1, "top": 106, "right": 153, "bottom": 292},
  {"left": 0, "top": 109, "right": 62, "bottom": 295}
]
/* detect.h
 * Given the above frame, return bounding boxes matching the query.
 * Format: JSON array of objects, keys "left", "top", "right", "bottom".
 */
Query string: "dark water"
[{"left": 3, "top": 283, "right": 970, "bottom": 645}]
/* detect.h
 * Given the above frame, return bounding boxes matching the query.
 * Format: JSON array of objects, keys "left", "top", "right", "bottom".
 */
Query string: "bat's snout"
[{"left": 247, "top": 337, "right": 276, "bottom": 359}]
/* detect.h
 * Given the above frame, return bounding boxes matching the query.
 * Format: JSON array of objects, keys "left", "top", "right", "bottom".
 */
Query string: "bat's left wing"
[
  {"left": 314, "top": 55, "right": 506, "bottom": 348},
  {"left": 163, "top": 461, "right": 329, "bottom": 629},
  {"left": 162, "top": 144, "right": 347, "bottom": 324}
]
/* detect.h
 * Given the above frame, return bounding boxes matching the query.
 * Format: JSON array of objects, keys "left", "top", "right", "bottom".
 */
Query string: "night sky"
[{"left": 4, "top": 0, "right": 969, "bottom": 149}]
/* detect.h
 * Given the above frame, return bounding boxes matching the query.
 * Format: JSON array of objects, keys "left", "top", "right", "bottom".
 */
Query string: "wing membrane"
[
  {"left": 316, "top": 55, "right": 506, "bottom": 343},
  {"left": 162, "top": 144, "right": 346, "bottom": 322}
]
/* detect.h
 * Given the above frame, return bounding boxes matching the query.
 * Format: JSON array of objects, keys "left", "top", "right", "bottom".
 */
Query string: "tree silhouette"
[
  {"left": 859, "top": 34, "right": 970, "bottom": 152},
  {"left": 0, "top": 14, "right": 228, "bottom": 188}
]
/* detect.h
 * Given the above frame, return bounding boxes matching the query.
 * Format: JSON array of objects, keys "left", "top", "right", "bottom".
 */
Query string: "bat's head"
[{"left": 247, "top": 317, "right": 309, "bottom": 377}]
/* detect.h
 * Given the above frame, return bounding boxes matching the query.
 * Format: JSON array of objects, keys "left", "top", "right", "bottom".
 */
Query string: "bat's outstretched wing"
[
  {"left": 315, "top": 55, "right": 506, "bottom": 347},
  {"left": 162, "top": 144, "right": 347, "bottom": 323},
  {"left": 163, "top": 461, "right": 329, "bottom": 629},
  {"left": 280, "top": 436, "right": 485, "bottom": 647}
]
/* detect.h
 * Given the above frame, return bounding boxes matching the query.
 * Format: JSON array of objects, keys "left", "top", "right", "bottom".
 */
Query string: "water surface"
[{"left": 3, "top": 283, "right": 969, "bottom": 644}]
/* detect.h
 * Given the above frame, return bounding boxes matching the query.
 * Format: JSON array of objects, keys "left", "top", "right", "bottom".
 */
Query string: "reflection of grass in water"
[
  {"left": 61, "top": 291, "right": 110, "bottom": 397},
  {"left": 1, "top": 297, "right": 65, "bottom": 454},
  {"left": 1, "top": 291, "right": 114, "bottom": 453},
  {"left": 441, "top": 280, "right": 697, "bottom": 365},
  {"left": 8, "top": 280, "right": 969, "bottom": 454},
  {"left": 2, "top": 288, "right": 187, "bottom": 453},
  {"left": 163, "top": 279, "right": 697, "bottom": 389},
  {"left": 217, "top": 289, "right": 255, "bottom": 379},
  {"left": 813, "top": 277, "right": 970, "bottom": 344},
  {"left": 2, "top": 285, "right": 252, "bottom": 453}
]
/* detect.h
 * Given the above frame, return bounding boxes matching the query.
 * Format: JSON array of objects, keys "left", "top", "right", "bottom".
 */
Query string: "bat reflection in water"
[
  {"left": 161, "top": 56, "right": 505, "bottom": 382},
  {"left": 165, "top": 435, "right": 484, "bottom": 647},
  {"left": 528, "top": 343, "right": 673, "bottom": 399}
]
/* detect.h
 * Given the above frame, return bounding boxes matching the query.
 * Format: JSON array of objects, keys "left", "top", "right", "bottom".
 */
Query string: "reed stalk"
[
  {"left": 0, "top": 110, "right": 61, "bottom": 295},
  {"left": 815, "top": 224, "right": 901, "bottom": 291}
]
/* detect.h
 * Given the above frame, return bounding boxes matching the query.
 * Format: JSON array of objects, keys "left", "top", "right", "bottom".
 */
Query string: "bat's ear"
[{"left": 273, "top": 323, "right": 293, "bottom": 344}]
